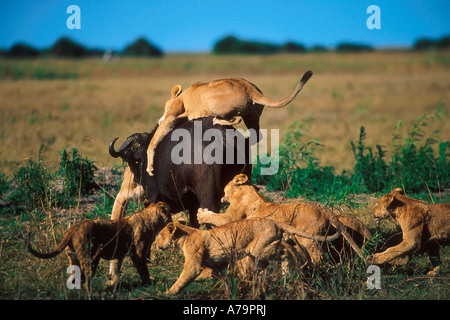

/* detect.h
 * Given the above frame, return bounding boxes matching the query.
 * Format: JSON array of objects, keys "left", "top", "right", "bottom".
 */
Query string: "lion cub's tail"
[
  {"left": 276, "top": 220, "right": 340, "bottom": 241},
  {"left": 254, "top": 70, "right": 313, "bottom": 108},
  {"left": 26, "top": 226, "right": 76, "bottom": 259}
]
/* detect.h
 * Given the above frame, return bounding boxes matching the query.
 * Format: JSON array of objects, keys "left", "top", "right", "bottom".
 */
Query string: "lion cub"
[
  {"left": 369, "top": 188, "right": 450, "bottom": 275},
  {"left": 197, "top": 174, "right": 370, "bottom": 263},
  {"left": 146, "top": 71, "right": 313, "bottom": 175},
  {"left": 26, "top": 202, "right": 170, "bottom": 294},
  {"left": 155, "top": 218, "right": 339, "bottom": 294}
]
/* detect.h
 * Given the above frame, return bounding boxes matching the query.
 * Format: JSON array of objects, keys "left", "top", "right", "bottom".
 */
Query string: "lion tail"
[
  {"left": 254, "top": 70, "right": 313, "bottom": 108},
  {"left": 26, "top": 226, "right": 76, "bottom": 259},
  {"left": 330, "top": 215, "right": 367, "bottom": 264},
  {"left": 277, "top": 220, "right": 340, "bottom": 242}
]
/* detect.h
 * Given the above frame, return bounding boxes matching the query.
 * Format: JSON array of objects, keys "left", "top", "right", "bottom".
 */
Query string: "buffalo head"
[{"left": 109, "top": 133, "right": 152, "bottom": 178}]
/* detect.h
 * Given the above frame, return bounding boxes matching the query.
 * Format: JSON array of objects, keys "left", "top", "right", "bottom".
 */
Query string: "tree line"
[
  {"left": 213, "top": 34, "right": 450, "bottom": 54},
  {"left": 2, "top": 37, "right": 163, "bottom": 58},
  {"left": 2, "top": 34, "right": 450, "bottom": 58}
]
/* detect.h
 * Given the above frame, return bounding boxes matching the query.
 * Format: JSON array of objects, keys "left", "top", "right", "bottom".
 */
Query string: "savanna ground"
[{"left": 0, "top": 51, "right": 449, "bottom": 300}]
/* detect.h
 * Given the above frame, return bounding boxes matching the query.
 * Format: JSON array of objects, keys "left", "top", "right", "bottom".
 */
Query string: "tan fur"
[
  {"left": 197, "top": 174, "right": 370, "bottom": 263},
  {"left": 146, "top": 71, "right": 313, "bottom": 175},
  {"left": 108, "top": 166, "right": 146, "bottom": 287},
  {"left": 26, "top": 202, "right": 170, "bottom": 296},
  {"left": 111, "top": 166, "right": 145, "bottom": 221},
  {"left": 368, "top": 188, "right": 450, "bottom": 275},
  {"left": 155, "top": 218, "right": 339, "bottom": 294}
]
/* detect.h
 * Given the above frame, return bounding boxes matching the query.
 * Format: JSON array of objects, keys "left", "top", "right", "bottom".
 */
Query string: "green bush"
[
  {"left": 7, "top": 146, "right": 97, "bottom": 214},
  {"left": 57, "top": 147, "right": 97, "bottom": 199},
  {"left": 9, "top": 147, "right": 55, "bottom": 212},
  {"left": 252, "top": 116, "right": 352, "bottom": 204},
  {"left": 350, "top": 126, "right": 390, "bottom": 193},
  {"left": 253, "top": 110, "right": 449, "bottom": 203}
]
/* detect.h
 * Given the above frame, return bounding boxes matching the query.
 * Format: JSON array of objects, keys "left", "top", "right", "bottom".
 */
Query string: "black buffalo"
[{"left": 109, "top": 116, "right": 252, "bottom": 226}]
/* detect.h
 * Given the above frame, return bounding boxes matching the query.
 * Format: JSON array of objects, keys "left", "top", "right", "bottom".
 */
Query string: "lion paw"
[
  {"left": 427, "top": 266, "right": 441, "bottom": 277},
  {"left": 197, "top": 208, "right": 214, "bottom": 224},
  {"left": 213, "top": 116, "right": 242, "bottom": 126},
  {"left": 367, "top": 254, "right": 376, "bottom": 264}
]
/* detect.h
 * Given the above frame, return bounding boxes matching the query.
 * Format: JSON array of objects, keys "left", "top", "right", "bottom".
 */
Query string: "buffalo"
[
  {"left": 106, "top": 116, "right": 252, "bottom": 287},
  {"left": 108, "top": 116, "right": 252, "bottom": 227}
]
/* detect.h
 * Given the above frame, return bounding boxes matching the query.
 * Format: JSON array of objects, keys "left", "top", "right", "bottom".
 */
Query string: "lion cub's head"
[
  {"left": 155, "top": 222, "right": 186, "bottom": 250},
  {"left": 372, "top": 188, "right": 405, "bottom": 221},
  {"left": 222, "top": 174, "right": 254, "bottom": 203}
]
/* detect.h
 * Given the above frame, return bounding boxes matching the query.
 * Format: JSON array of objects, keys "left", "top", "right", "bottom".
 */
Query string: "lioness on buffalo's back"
[{"left": 146, "top": 71, "right": 313, "bottom": 175}]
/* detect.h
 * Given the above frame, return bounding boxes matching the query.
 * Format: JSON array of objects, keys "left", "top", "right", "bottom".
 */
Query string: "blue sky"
[{"left": 1, "top": 0, "right": 449, "bottom": 52}]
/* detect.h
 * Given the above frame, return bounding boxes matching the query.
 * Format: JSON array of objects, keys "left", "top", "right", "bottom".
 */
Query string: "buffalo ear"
[
  {"left": 233, "top": 174, "right": 248, "bottom": 185},
  {"left": 171, "top": 85, "right": 182, "bottom": 98},
  {"left": 392, "top": 187, "right": 404, "bottom": 195}
]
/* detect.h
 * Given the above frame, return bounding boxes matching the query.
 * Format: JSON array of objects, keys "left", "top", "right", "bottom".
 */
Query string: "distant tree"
[
  {"left": 413, "top": 35, "right": 450, "bottom": 51},
  {"left": 239, "top": 40, "right": 280, "bottom": 54},
  {"left": 214, "top": 35, "right": 283, "bottom": 54},
  {"left": 50, "top": 37, "right": 89, "bottom": 58},
  {"left": 122, "top": 37, "right": 163, "bottom": 57},
  {"left": 413, "top": 38, "right": 436, "bottom": 51},
  {"left": 282, "top": 41, "right": 307, "bottom": 53},
  {"left": 437, "top": 35, "right": 450, "bottom": 50},
  {"left": 8, "top": 43, "right": 40, "bottom": 58},
  {"left": 213, "top": 35, "right": 241, "bottom": 54},
  {"left": 335, "top": 42, "right": 374, "bottom": 53}
]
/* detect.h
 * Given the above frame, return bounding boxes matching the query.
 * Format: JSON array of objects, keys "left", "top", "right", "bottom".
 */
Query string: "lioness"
[
  {"left": 197, "top": 174, "right": 370, "bottom": 263},
  {"left": 368, "top": 188, "right": 450, "bottom": 275},
  {"left": 26, "top": 202, "right": 170, "bottom": 295},
  {"left": 146, "top": 71, "right": 313, "bottom": 175},
  {"left": 155, "top": 217, "right": 339, "bottom": 294}
]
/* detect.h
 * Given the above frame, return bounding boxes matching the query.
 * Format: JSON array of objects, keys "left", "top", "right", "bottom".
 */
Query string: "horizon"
[{"left": 1, "top": 1, "right": 449, "bottom": 53}]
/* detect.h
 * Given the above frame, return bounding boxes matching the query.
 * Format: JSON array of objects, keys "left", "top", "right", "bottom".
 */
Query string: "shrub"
[
  {"left": 350, "top": 126, "right": 390, "bottom": 193},
  {"left": 253, "top": 110, "right": 449, "bottom": 203},
  {"left": 389, "top": 109, "right": 449, "bottom": 193},
  {"left": 7, "top": 146, "right": 98, "bottom": 213},
  {"left": 57, "top": 147, "right": 97, "bottom": 200},
  {"left": 252, "top": 116, "right": 352, "bottom": 204},
  {"left": 9, "top": 147, "right": 55, "bottom": 212}
]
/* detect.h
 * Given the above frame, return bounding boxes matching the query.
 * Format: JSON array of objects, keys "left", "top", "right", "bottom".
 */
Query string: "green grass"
[{"left": 253, "top": 109, "right": 449, "bottom": 205}]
